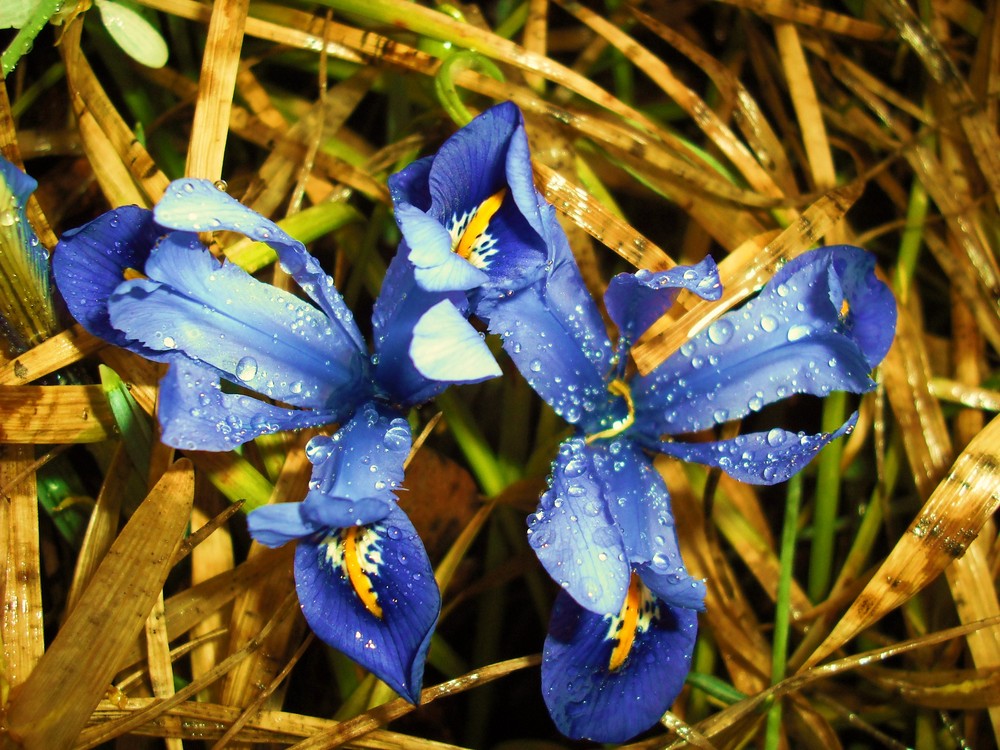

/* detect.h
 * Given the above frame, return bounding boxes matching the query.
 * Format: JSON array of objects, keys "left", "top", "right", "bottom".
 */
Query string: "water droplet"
[
  {"left": 235, "top": 356, "right": 258, "bottom": 381},
  {"left": 162, "top": 336, "right": 176, "bottom": 349},
  {"left": 787, "top": 325, "right": 810, "bottom": 342},
  {"left": 707, "top": 319, "right": 734, "bottom": 346},
  {"left": 766, "top": 428, "right": 784, "bottom": 446},
  {"left": 529, "top": 359, "right": 542, "bottom": 373},
  {"left": 760, "top": 315, "right": 777, "bottom": 333}
]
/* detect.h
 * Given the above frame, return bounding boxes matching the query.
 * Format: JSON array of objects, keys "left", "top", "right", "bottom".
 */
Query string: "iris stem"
[
  {"left": 1, "top": 0, "right": 62, "bottom": 78},
  {"left": 807, "top": 390, "right": 847, "bottom": 602},
  {"left": 764, "top": 471, "right": 803, "bottom": 750},
  {"left": 435, "top": 389, "right": 507, "bottom": 497},
  {"left": 895, "top": 176, "right": 929, "bottom": 305},
  {"left": 434, "top": 50, "right": 506, "bottom": 127}
]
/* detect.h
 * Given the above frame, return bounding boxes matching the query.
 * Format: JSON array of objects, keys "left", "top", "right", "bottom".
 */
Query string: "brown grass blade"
[
  {"left": 714, "top": 0, "right": 892, "bottom": 40},
  {"left": 3, "top": 459, "right": 193, "bottom": 750},
  {"left": 0, "top": 385, "right": 116, "bottom": 443},
  {"left": 864, "top": 664, "right": 1000, "bottom": 709},
  {"left": 185, "top": 0, "right": 250, "bottom": 180},
  {"left": 632, "top": 180, "right": 863, "bottom": 375},
  {"left": 1, "top": 445, "right": 44, "bottom": 691},
  {"left": 806, "top": 413, "right": 1000, "bottom": 667},
  {"left": 0, "top": 325, "right": 103, "bottom": 386}
]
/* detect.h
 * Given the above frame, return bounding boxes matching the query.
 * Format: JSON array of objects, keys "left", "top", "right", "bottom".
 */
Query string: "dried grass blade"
[
  {"left": 185, "top": 0, "right": 250, "bottom": 180},
  {"left": 806, "top": 414, "right": 1000, "bottom": 667},
  {"left": 863, "top": 664, "right": 1000, "bottom": 709},
  {"left": 144, "top": 592, "right": 183, "bottom": 750},
  {"left": 714, "top": 0, "right": 891, "bottom": 40},
  {"left": 0, "top": 325, "right": 103, "bottom": 385},
  {"left": 1, "top": 444, "right": 43, "bottom": 690},
  {"left": 632, "top": 180, "right": 862, "bottom": 375},
  {"left": 0, "top": 385, "right": 116, "bottom": 444},
  {"left": 3, "top": 459, "right": 194, "bottom": 750}
]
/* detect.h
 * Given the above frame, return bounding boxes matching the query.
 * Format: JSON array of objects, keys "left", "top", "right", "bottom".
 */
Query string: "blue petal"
[
  {"left": 486, "top": 284, "right": 615, "bottom": 432},
  {"left": 108, "top": 234, "right": 369, "bottom": 410},
  {"left": 294, "top": 504, "right": 440, "bottom": 703},
  {"left": 527, "top": 438, "right": 629, "bottom": 614},
  {"left": 605, "top": 257, "right": 722, "bottom": 343},
  {"left": 409, "top": 300, "right": 501, "bottom": 383},
  {"left": 372, "top": 251, "right": 473, "bottom": 406},
  {"left": 247, "top": 503, "right": 317, "bottom": 547},
  {"left": 541, "top": 586, "right": 698, "bottom": 743},
  {"left": 52, "top": 206, "right": 165, "bottom": 353},
  {"left": 591, "top": 441, "right": 705, "bottom": 610},
  {"left": 298, "top": 403, "right": 411, "bottom": 528},
  {"left": 658, "top": 412, "right": 858, "bottom": 485},
  {"left": 157, "top": 360, "right": 338, "bottom": 451},
  {"left": 388, "top": 156, "right": 434, "bottom": 211},
  {"left": 154, "top": 178, "right": 367, "bottom": 354},
  {"left": 399, "top": 203, "right": 489, "bottom": 292},
  {"left": 633, "top": 246, "right": 894, "bottom": 437}
]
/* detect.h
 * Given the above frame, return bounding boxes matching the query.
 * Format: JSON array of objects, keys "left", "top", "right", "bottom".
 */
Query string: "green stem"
[
  {"left": 435, "top": 50, "right": 505, "bottom": 127},
  {"left": 436, "top": 389, "right": 506, "bottom": 496},
  {"left": 807, "top": 390, "right": 847, "bottom": 601},
  {"left": 2, "top": 0, "right": 62, "bottom": 78}
]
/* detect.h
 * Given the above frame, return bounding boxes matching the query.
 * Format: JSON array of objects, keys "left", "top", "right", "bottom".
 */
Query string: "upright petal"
[
  {"left": 294, "top": 504, "right": 440, "bottom": 703},
  {"left": 108, "top": 235, "right": 369, "bottom": 410},
  {"left": 633, "top": 246, "right": 895, "bottom": 437},
  {"left": 52, "top": 206, "right": 164, "bottom": 352},
  {"left": 605, "top": 257, "right": 722, "bottom": 344},
  {"left": 590, "top": 440, "right": 705, "bottom": 610},
  {"left": 527, "top": 438, "right": 630, "bottom": 614},
  {"left": 154, "top": 178, "right": 367, "bottom": 354},
  {"left": 542, "top": 583, "right": 698, "bottom": 742},
  {"left": 298, "top": 403, "right": 411, "bottom": 529},
  {"left": 158, "top": 360, "right": 338, "bottom": 451}
]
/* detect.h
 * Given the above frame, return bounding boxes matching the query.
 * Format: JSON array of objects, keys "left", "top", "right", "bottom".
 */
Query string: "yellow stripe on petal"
[
  {"left": 123, "top": 267, "right": 147, "bottom": 281},
  {"left": 454, "top": 188, "right": 506, "bottom": 261},
  {"left": 342, "top": 526, "right": 383, "bottom": 619},
  {"left": 608, "top": 573, "right": 642, "bottom": 672}
]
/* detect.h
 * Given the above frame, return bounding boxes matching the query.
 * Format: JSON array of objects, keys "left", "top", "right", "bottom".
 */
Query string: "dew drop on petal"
[
  {"left": 787, "top": 325, "right": 810, "bottom": 342},
  {"left": 235, "top": 356, "right": 258, "bottom": 381},
  {"left": 760, "top": 315, "right": 777, "bottom": 333},
  {"left": 707, "top": 319, "right": 734, "bottom": 346}
]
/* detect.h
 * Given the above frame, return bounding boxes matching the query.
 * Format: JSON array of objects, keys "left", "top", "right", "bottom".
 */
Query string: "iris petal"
[
  {"left": 52, "top": 206, "right": 164, "bottom": 352},
  {"left": 605, "top": 257, "right": 722, "bottom": 343},
  {"left": 633, "top": 246, "right": 891, "bottom": 437},
  {"left": 108, "top": 236, "right": 368, "bottom": 410},
  {"left": 247, "top": 503, "right": 317, "bottom": 547},
  {"left": 410, "top": 300, "right": 501, "bottom": 383},
  {"left": 542, "top": 586, "right": 698, "bottom": 742},
  {"left": 527, "top": 438, "right": 629, "bottom": 614},
  {"left": 294, "top": 504, "right": 439, "bottom": 703},
  {"left": 299, "top": 403, "right": 411, "bottom": 528},
  {"left": 398, "top": 204, "right": 489, "bottom": 292},
  {"left": 591, "top": 441, "right": 705, "bottom": 610},
  {"left": 157, "top": 360, "right": 337, "bottom": 451},
  {"left": 658, "top": 412, "right": 858, "bottom": 485},
  {"left": 154, "top": 178, "right": 367, "bottom": 354}
]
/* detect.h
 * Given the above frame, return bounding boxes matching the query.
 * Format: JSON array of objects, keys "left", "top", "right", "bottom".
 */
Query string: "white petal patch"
[{"left": 410, "top": 300, "right": 501, "bottom": 382}]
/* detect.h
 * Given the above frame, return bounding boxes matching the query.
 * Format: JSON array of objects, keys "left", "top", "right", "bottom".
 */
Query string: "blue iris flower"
[
  {"left": 52, "top": 179, "right": 501, "bottom": 702},
  {"left": 390, "top": 102, "right": 896, "bottom": 741}
]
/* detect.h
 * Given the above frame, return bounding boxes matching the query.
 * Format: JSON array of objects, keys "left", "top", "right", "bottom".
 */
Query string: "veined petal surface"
[
  {"left": 542, "top": 586, "right": 698, "bottom": 742},
  {"left": 294, "top": 504, "right": 439, "bottom": 703},
  {"left": 527, "top": 438, "right": 629, "bottom": 614},
  {"left": 108, "top": 235, "right": 368, "bottom": 409},
  {"left": 409, "top": 300, "right": 501, "bottom": 383},
  {"left": 157, "top": 360, "right": 338, "bottom": 451},
  {"left": 154, "top": 178, "right": 367, "bottom": 354},
  {"left": 633, "top": 246, "right": 894, "bottom": 437},
  {"left": 299, "top": 403, "right": 411, "bottom": 529}
]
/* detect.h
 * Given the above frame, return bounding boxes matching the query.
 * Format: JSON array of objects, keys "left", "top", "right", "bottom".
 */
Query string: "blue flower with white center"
[{"left": 52, "top": 179, "right": 502, "bottom": 703}]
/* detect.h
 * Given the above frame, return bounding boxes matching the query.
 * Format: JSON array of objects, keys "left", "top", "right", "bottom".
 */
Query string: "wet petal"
[
  {"left": 247, "top": 503, "right": 317, "bottom": 547},
  {"left": 634, "top": 246, "right": 894, "bottom": 436},
  {"left": 154, "top": 178, "right": 367, "bottom": 354},
  {"left": 299, "top": 403, "right": 411, "bottom": 528},
  {"left": 388, "top": 156, "right": 433, "bottom": 211},
  {"left": 541, "top": 585, "right": 698, "bottom": 743},
  {"left": 108, "top": 235, "right": 368, "bottom": 409},
  {"left": 605, "top": 257, "right": 721, "bottom": 343},
  {"left": 658, "top": 412, "right": 858, "bottom": 485},
  {"left": 157, "top": 360, "right": 337, "bottom": 451},
  {"left": 409, "top": 300, "right": 501, "bottom": 383},
  {"left": 591, "top": 441, "right": 705, "bottom": 610},
  {"left": 527, "top": 438, "right": 629, "bottom": 614},
  {"left": 294, "top": 504, "right": 440, "bottom": 703},
  {"left": 397, "top": 204, "right": 489, "bottom": 292},
  {"left": 52, "top": 206, "right": 164, "bottom": 353}
]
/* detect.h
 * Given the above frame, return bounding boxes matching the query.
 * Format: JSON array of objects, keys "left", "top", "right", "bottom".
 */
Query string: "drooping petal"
[
  {"left": 591, "top": 440, "right": 705, "bottom": 610},
  {"left": 605, "top": 257, "right": 722, "bottom": 344},
  {"left": 108, "top": 235, "right": 369, "bottom": 410},
  {"left": 541, "top": 584, "right": 698, "bottom": 743},
  {"left": 294, "top": 504, "right": 440, "bottom": 703},
  {"left": 52, "top": 206, "right": 164, "bottom": 353},
  {"left": 372, "top": 251, "right": 480, "bottom": 406},
  {"left": 247, "top": 503, "right": 317, "bottom": 547},
  {"left": 157, "top": 360, "right": 337, "bottom": 451},
  {"left": 154, "top": 178, "right": 367, "bottom": 354},
  {"left": 409, "top": 300, "right": 501, "bottom": 383},
  {"left": 527, "top": 438, "right": 629, "bottom": 614},
  {"left": 298, "top": 403, "right": 411, "bottom": 528},
  {"left": 486, "top": 283, "right": 615, "bottom": 432},
  {"left": 658, "top": 412, "right": 859, "bottom": 485},
  {"left": 633, "top": 246, "right": 895, "bottom": 437}
]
